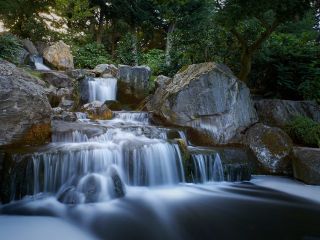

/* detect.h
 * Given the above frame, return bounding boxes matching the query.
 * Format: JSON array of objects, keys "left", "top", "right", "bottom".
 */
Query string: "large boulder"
[
  {"left": 293, "top": 147, "right": 320, "bottom": 185},
  {"left": 244, "top": 123, "right": 293, "bottom": 175},
  {"left": 22, "top": 39, "right": 38, "bottom": 56},
  {"left": 117, "top": 65, "right": 151, "bottom": 103},
  {"left": 42, "top": 71, "right": 74, "bottom": 88},
  {"left": 0, "top": 60, "right": 51, "bottom": 146},
  {"left": 255, "top": 99, "right": 320, "bottom": 128},
  {"left": 147, "top": 63, "right": 258, "bottom": 144},
  {"left": 43, "top": 41, "right": 74, "bottom": 70}
]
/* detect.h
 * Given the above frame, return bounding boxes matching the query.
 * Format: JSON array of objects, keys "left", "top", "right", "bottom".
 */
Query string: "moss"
[
  {"left": 88, "top": 111, "right": 113, "bottom": 120},
  {"left": 286, "top": 116, "right": 320, "bottom": 147},
  {"left": 24, "top": 68, "right": 44, "bottom": 79},
  {"left": 19, "top": 123, "right": 51, "bottom": 146}
]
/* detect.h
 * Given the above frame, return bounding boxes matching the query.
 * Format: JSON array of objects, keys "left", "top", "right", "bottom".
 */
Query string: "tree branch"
[
  {"left": 231, "top": 28, "right": 247, "bottom": 48},
  {"left": 249, "top": 18, "right": 280, "bottom": 53}
]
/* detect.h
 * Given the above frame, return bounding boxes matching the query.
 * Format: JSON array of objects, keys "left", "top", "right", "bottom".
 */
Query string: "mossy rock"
[{"left": 245, "top": 123, "right": 293, "bottom": 175}]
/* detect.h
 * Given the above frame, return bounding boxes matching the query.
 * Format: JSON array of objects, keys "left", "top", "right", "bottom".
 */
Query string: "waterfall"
[
  {"left": 191, "top": 153, "right": 224, "bottom": 183},
  {"left": 113, "top": 111, "right": 149, "bottom": 124},
  {"left": 89, "top": 78, "right": 117, "bottom": 102},
  {"left": 33, "top": 56, "right": 51, "bottom": 71}
]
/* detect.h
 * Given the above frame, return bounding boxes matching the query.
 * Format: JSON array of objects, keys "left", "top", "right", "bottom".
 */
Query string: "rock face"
[
  {"left": 43, "top": 41, "right": 74, "bottom": 70},
  {"left": 79, "top": 76, "right": 92, "bottom": 104},
  {"left": 0, "top": 60, "right": 51, "bottom": 146},
  {"left": 117, "top": 65, "right": 151, "bottom": 103},
  {"left": 255, "top": 99, "right": 320, "bottom": 128},
  {"left": 42, "top": 71, "right": 73, "bottom": 88},
  {"left": 22, "top": 39, "right": 38, "bottom": 56},
  {"left": 147, "top": 63, "right": 258, "bottom": 144},
  {"left": 155, "top": 75, "right": 171, "bottom": 89},
  {"left": 293, "top": 147, "right": 320, "bottom": 185},
  {"left": 244, "top": 123, "right": 293, "bottom": 174}
]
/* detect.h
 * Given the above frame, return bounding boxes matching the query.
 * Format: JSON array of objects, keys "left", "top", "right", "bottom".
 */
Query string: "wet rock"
[
  {"left": 42, "top": 71, "right": 73, "bottom": 88},
  {"left": 59, "top": 99, "right": 74, "bottom": 110},
  {"left": 105, "top": 100, "right": 123, "bottom": 111},
  {"left": 79, "top": 76, "right": 93, "bottom": 104},
  {"left": 293, "top": 147, "right": 320, "bottom": 185},
  {"left": 57, "top": 187, "right": 85, "bottom": 204},
  {"left": 43, "top": 41, "right": 74, "bottom": 70},
  {"left": 255, "top": 99, "right": 320, "bottom": 128},
  {"left": 22, "top": 39, "right": 38, "bottom": 55},
  {"left": 244, "top": 123, "right": 293, "bottom": 175},
  {"left": 52, "top": 107, "right": 77, "bottom": 121},
  {"left": 117, "top": 65, "right": 151, "bottom": 103},
  {"left": 0, "top": 60, "right": 51, "bottom": 146},
  {"left": 52, "top": 120, "right": 107, "bottom": 139},
  {"left": 78, "top": 174, "right": 103, "bottom": 203},
  {"left": 108, "top": 167, "right": 125, "bottom": 198},
  {"left": 82, "top": 101, "right": 113, "bottom": 120},
  {"left": 147, "top": 62, "right": 258, "bottom": 144},
  {"left": 45, "top": 85, "right": 73, "bottom": 108},
  {"left": 93, "top": 64, "right": 118, "bottom": 77}
]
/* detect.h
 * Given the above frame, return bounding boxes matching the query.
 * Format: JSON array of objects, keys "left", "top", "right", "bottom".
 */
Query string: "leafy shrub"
[
  {"left": 73, "top": 43, "right": 111, "bottom": 69},
  {"left": 141, "top": 49, "right": 166, "bottom": 76},
  {"left": 0, "top": 33, "right": 24, "bottom": 64},
  {"left": 286, "top": 116, "right": 320, "bottom": 147},
  {"left": 115, "top": 33, "right": 141, "bottom": 66}
]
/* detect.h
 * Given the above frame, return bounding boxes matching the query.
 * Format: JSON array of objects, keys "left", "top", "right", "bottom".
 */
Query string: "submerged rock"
[
  {"left": 43, "top": 41, "right": 74, "bottom": 70},
  {"left": 147, "top": 62, "right": 258, "bottom": 144},
  {"left": 293, "top": 147, "right": 320, "bottom": 185},
  {"left": 0, "top": 60, "right": 51, "bottom": 146},
  {"left": 244, "top": 123, "right": 293, "bottom": 175},
  {"left": 255, "top": 99, "right": 320, "bottom": 128}
]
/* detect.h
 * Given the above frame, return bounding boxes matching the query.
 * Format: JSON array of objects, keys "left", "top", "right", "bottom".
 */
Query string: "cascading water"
[
  {"left": 3, "top": 74, "right": 320, "bottom": 240},
  {"left": 191, "top": 153, "right": 224, "bottom": 183},
  {"left": 33, "top": 56, "right": 51, "bottom": 71},
  {"left": 89, "top": 77, "right": 117, "bottom": 102}
]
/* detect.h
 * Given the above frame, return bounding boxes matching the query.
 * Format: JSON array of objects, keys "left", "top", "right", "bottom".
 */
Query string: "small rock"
[
  {"left": 82, "top": 101, "right": 113, "bottom": 120},
  {"left": 93, "top": 64, "right": 118, "bottom": 77},
  {"left": 293, "top": 147, "right": 320, "bottom": 185}
]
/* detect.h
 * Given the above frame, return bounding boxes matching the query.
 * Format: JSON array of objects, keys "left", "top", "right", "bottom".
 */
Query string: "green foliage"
[
  {"left": 115, "top": 32, "right": 141, "bottom": 65},
  {"left": 251, "top": 12, "right": 320, "bottom": 101},
  {"left": 141, "top": 49, "right": 166, "bottom": 76},
  {"left": 286, "top": 116, "right": 320, "bottom": 147},
  {"left": 0, "top": 0, "right": 55, "bottom": 41},
  {"left": 0, "top": 33, "right": 24, "bottom": 64},
  {"left": 73, "top": 43, "right": 111, "bottom": 69}
]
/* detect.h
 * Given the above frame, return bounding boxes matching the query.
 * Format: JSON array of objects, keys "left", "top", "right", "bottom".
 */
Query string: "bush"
[
  {"left": 286, "top": 116, "right": 320, "bottom": 147},
  {"left": 73, "top": 43, "right": 111, "bottom": 69},
  {"left": 141, "top": 49, "right": 166, "bottom": 76},
  {"left": 0, "top": 33, "right": 24, "bottom": 64},
  {"left": 115, "top": 32, "right": 141, "bottom": 66}
]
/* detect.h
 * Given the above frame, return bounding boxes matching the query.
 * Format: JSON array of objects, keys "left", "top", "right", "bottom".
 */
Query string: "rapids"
[{"left": 1, "top": 76, "right": 320, "bottom": 240}]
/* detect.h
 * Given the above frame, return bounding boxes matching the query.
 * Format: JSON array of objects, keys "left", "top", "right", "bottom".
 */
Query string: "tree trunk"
[
  {"left": 132, "top": 27, "right": 139, "bottom": 66},
  {"left": 238, "top": 49, "right": 253, "bottom": 82},
  {"left": 165, "top": 22, "right": 175, "bottom": 66},
  {"left": 96, "top": 11, "right": 104, "bottom": 44}
]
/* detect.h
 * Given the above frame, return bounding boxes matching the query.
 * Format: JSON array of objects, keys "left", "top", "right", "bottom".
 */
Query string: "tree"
[
  {"left": 0, "top": 0, "right": 54, "bottom": 40},
  {"left": 215, "top": 0, "right": 311, "bottom": 82}
]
